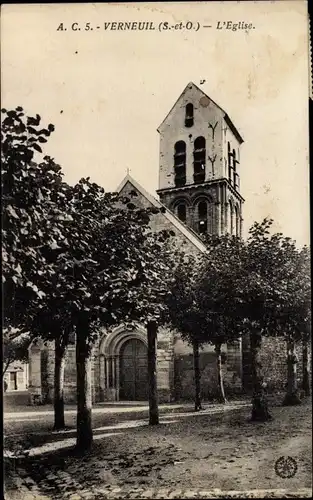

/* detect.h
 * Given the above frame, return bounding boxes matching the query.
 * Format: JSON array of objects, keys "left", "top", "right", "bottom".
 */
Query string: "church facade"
[{"left": 28, "top": 83, "right": 299, "bottom": 405}]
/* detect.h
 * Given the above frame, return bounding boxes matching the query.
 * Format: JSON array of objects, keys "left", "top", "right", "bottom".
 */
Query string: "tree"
[
  {"left": 238, "top": 219, "right": 311, "bottom": 419},
  {"left": 41, "top": 178, "right": 176, "bottom": 451},
  {"left": 168, "top": 217, "right": 310, "bottom": 422},
  {"left": 193, "top": 338, "right": 202, "bottom": 411},
  {"left": 167, "top": 253, "right": 206, "bottom": 410},
  {"left": 238, "top": 219, "right": 280, "bottom": 421},
  {"left": 2, "top": 107, "right": 175, "bottom": 451},
  {"left": 30, "top": 304, "right": 73, "bottom": 429},
  {"left": 2, "top": 108, "right": 62, "bottom": 331},
  {"left": 53, "top": 332, "right": 68, "bottom": 429},
  {"left": 2, "top": 107, "right": 82, "bottom": 429},
  {"left": 167, "top": 236, "right": 243, "bottom": 409},
  {"left": 147, "top": 320, "right": 159, "bottom": 424},
  {"left": 2, "top": 107, "right": 71, "bottom": 424},
  {"left": 271, "top": 243, "right": 311, "bottom": 406},
  {"left": 302, "top": 335, "right": 311, "bottom": 397},
  {"left": 197, "top": 234, "right": 245, "bottom": 404}
]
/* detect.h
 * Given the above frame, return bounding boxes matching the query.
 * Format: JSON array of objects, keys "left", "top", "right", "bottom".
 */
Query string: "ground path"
[{"left": 4, "top": 396, "right": 312, "bottom": 499}]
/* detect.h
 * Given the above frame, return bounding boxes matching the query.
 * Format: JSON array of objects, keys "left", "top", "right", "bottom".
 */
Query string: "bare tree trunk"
[
  {"left": 283, "top": 337, "right": 301, "bottom": 406},
  {"left": 147, "top": 320, "right": 159, "bottom": 425},
  {"left": 302, "top": 338, "right": 310, "bottom": 397},
  {"left": 250, "top": 331, "right": 272, "bottom": 421},
  {"left": 76, "top": 319, "right": 93, "bottom": 452},
  {"left": 193, "top": 340, "right": 202, "bottom": 411},
  {"left": 53, "top": 336, "right": 66, "bottom": 430},
  {"left": 215, "top": 343, "right": 227, "bottom": 404}
]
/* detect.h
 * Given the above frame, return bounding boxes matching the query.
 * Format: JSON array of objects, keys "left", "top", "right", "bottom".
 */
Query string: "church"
[{"left": 28, "top": 82, "right": 294, "bottom": 404}]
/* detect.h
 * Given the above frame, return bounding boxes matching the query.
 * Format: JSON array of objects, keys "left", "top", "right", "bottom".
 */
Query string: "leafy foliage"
[
  {"left": 2, "top": 107, "right": 66, "bottom": 329},
  {"left": 239, "top": 218, "right": 311, "bottom": 341},
  {"left": 167, "top": 219, "right": 310, "bottom": 347},
  {"left": 2, "top": 107, "right": 175, "bottom": 351},
  {"left": 2, "top": 106, "right": 176, "bottom": 450},
  {"left": 167, "top": 234, "right": 244, "bottom": 348}
]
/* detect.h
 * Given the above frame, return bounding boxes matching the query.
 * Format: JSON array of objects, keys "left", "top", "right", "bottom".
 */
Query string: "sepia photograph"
[{"left": 1, "top": 1, "right": 311, "bottom": 499}]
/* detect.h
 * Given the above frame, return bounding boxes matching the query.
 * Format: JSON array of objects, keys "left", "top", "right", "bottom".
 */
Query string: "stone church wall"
[
  {"left": 28, "top": 333, "right": 310, "bottom": 405},
  {"left": 173, "top": 335, "right": 242, "bottom": 401},
  {"left": 242, "top": 334, "right": 311, "bottom": 394},
  {"left": 155, "top": 326, "right": 175, "bottom": 402},
  {"left": 63, "top": 345, "right": 77, "bottom": 403}
]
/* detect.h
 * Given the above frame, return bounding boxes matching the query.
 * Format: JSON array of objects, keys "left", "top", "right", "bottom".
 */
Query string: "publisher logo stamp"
[{"left": 274, "top": 456, "right": 298, "bottom": 478}]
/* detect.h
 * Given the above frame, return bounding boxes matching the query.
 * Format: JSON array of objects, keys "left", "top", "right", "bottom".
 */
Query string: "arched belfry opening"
[
  {"left": 193, "top": 196, "right": 214, "bottom": 235},
  {"left": 174, "top": 141, "right": 186, "bottom": 187},
  {"left": 193, "top": 136, "right": 206, "bottom": 184}
]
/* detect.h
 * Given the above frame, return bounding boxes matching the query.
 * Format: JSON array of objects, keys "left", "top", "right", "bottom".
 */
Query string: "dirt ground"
[{"left": 3, "top": 398, "right": 312, "bottom": 498}]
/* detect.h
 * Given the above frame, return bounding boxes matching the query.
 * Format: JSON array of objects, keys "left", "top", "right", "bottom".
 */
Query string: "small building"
[{"left": 4, "top": 361, "right": 29, "bottom": 392}]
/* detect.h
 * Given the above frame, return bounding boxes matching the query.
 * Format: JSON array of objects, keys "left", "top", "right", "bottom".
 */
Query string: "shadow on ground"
[{"left": 4, "top": 399, "right": 312, "bottom": 498}]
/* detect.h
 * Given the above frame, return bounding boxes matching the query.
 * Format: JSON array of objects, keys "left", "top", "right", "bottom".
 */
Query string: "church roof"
[
  {"left": 157, "top": 81, "right": 244, "bottom": 144},
  {"left": 116, "top": 174, "right": 208, "bottom": 253}
]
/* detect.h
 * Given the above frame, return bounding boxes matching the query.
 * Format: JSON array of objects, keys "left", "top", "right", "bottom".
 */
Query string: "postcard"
[{"left": 2, "top": 2, "right": 311, "bottom": 499}]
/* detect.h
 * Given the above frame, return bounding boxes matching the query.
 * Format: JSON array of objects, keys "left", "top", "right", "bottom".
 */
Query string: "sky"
[{"left": 1, "top": 2, "right": 310, "bottom": 246}]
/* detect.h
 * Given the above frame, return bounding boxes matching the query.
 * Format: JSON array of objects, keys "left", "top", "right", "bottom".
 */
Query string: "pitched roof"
[
  {"left": 157, "top": 81, "right": 244, "bottom": 144},
  {"left": 116, "top": 174, "right": 208, "bottom": 253}
]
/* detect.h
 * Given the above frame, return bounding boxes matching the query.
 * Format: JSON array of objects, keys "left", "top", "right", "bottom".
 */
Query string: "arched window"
[
  {"left": 198, "top": 200, "right": 208, "bottom": 234},
  {"left": 229, "top": 200, "right": 234, "bottom": 235},
  {"left": 195, "top": 198, "right": 213, "bottom": 235},
  {"left": 185, "top": 103, "right": 194, "bottom": 127},
  {"left": 233, "top": 149, "right": 240, "bottom": 190},
  {"left": 235, "top": 205, "right": 240, "bottom": 237},
  {"left": 228, "top": 142, "right": 232, "bottom": 184},
  {"left": 176, "top": 202, "right": 187, "bottom": 223},
  {"left": 174, "top": 141, "right": 186, "bottom": 187},
  {"left": 233, "top": 149, "right": 237, "bottom": 188},
  {"left": 193, "top": 136, "right": 206, "bottom": 184}
]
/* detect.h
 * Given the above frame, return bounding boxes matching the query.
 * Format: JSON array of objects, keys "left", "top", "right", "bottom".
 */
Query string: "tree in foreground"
[
  {"left": 51, "top": 179, "right": 175, "bottom": 449},
  {"left": 2, "top": 107, "right": 81, "bottom": 429},
  {"left": 238, "top": 219, "right": 311, "bottom": 419},
  {"left": 197, "top": 234, "right": 245, "bottom": 404},
  {"left": 168, "top": 215, "right": 310, "bottom": 420},
  {"left": 2, "top": 107, "right": 174, "bottom": 446},
  {"left": 2, "top": 108, "right": 61, "bottom": 330},
  {"left": 244, "top": 224, "right": 310, "bottom": 409},
  {"left": 273, "top": 243, "right": 311, "bottom": 406},
  {"left": 2, "top": 107, "right": 71, "bottom": 424},
  {"left": 301, "top": 333, "right": 311, "bottom": 397},
  {"left": 238, "top": 219, "right": 280, "bottom": 421},
  {"left": 168, "top": 235, "right": 244, "bottom": 409},
  {"left": 30, "top": 304, "right": 73, "bottom": 429},
  {"left": 166, "top": 253, "right": 206, "bottom": 410}
]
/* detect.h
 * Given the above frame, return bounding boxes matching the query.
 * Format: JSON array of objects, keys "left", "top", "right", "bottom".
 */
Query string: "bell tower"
[{"left": 156, "top": 82, "right": 244, "bottom": 237}]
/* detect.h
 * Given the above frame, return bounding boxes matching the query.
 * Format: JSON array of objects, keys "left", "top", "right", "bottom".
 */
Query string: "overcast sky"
[{"left": 1, "top": 2, "right": 310, "bottom": 246}]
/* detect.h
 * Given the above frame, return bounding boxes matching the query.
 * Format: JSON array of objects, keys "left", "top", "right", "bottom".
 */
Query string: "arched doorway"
[{"left": 119, "top": 339, "right": 148, "bottom": 401}]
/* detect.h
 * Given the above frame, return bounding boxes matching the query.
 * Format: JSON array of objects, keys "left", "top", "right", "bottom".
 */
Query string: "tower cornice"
[{"left": 157, "top": 178, "right": 245, "bottom": 203}]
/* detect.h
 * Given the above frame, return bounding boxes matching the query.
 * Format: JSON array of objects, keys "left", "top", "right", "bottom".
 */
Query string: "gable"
[
  {"left": 117, "top": 175, "right": 207, "bottom": 254},
  {"left": 158, "top": 81, "right": 243, "bottom": 144}
]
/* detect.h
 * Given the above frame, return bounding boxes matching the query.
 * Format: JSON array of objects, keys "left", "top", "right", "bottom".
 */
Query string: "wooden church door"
[{"left": 119, "top": 339, "right": 148, "bottom": 401}]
